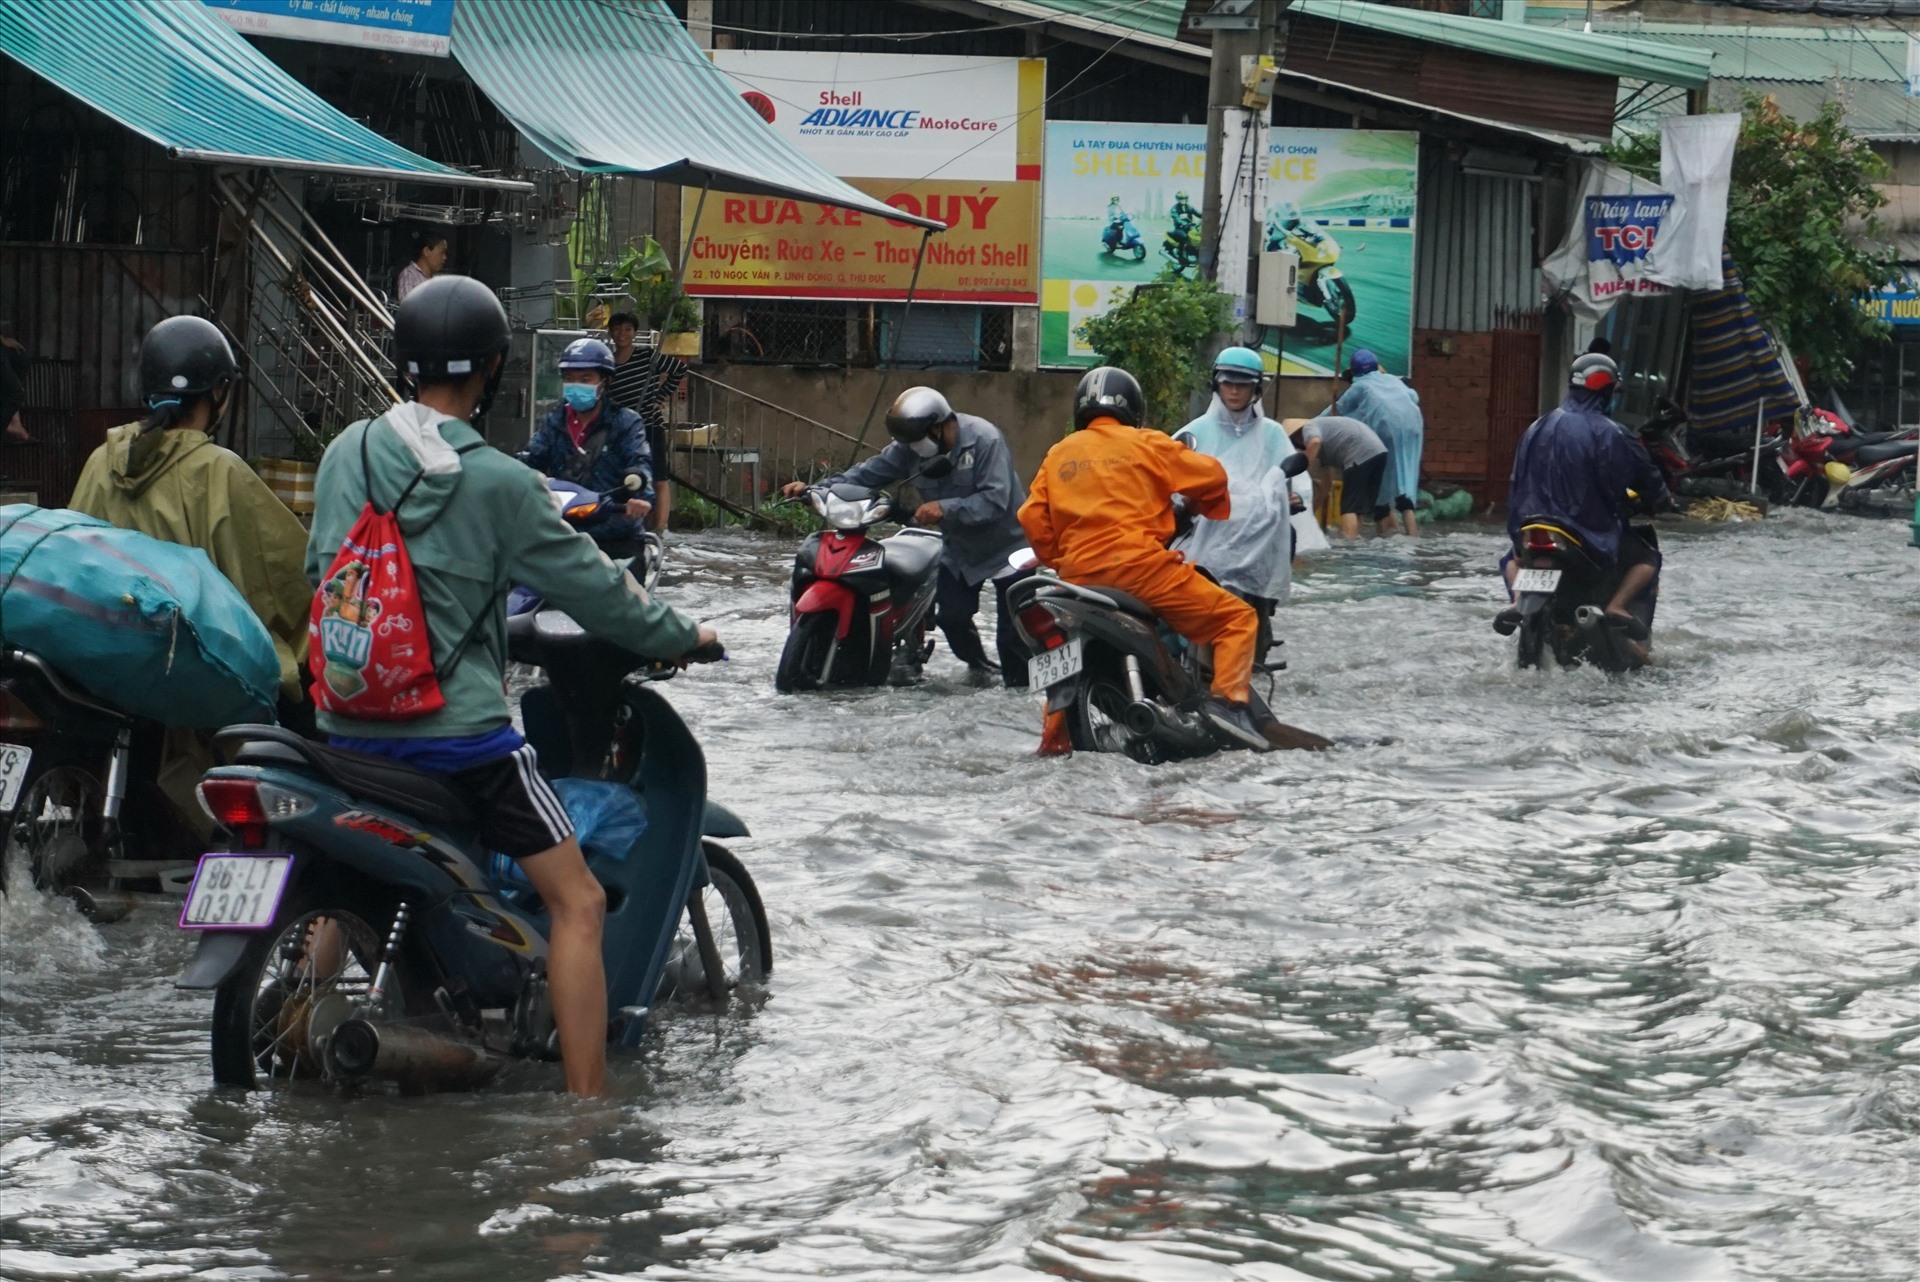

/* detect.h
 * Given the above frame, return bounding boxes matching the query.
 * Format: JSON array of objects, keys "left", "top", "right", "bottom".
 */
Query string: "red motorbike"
[{"left": 1782, "top": 409, "right": 1918, "bottom": 515}]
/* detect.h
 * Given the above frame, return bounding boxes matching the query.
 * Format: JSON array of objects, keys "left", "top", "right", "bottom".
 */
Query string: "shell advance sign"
[{"left": 687, "top": 52, "right": 1043, "bottom": 304}]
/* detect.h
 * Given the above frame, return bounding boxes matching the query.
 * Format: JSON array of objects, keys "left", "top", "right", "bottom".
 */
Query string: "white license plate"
[
  {"left": 0, "top": 743, "right": 31, "bottom": 813},
  {"left": 1029, "top": 636, "right": 1085, "bottom": 689},
  {"left": 179, "top": 856, "right": 293, "bottom": 930},
  {"left": 1513, "top": 568, "right": 1563, "bottom": 595}
]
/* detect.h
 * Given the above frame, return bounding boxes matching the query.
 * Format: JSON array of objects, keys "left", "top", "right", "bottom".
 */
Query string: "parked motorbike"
[
  {"left": 173, "top": 611, "right": 766, "bottom": 1091},
  {"left": 1502, "top": 517, "right": 1659, "bottom": 673},
  {"left": 1162, "top": 220, "right": 1201, "bottom": 274},
  {"left": 0, "top": 647, "right": 202, "bottom": 918},
  {"left": 1101, "top": 215, "right": 1147, "bottom": 262},
  {"left": 1266, "top": 218, "right": 1356, "bottom": 327},
  {"left": 1008, "top": 455, "right": 1324, "bottom": 763},
  {"left": 1637, "top": 398, "right": 1790, "bottom": 504},
  {"left": 774, "top": 464, "right": 951, "bottom": 692},
  {"left": 1782, "top": 410, "right": 1917, "bottom": 514}
]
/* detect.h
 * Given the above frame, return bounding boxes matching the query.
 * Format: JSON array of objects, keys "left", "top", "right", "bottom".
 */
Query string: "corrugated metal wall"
[{"left": 1415, "top": 145, "right": 1538, "bottom": 332}]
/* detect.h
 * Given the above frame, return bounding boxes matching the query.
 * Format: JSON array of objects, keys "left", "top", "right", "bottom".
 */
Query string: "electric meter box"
[{"left": 1257, "top": 249, "right": 1299, "bottom": 327}]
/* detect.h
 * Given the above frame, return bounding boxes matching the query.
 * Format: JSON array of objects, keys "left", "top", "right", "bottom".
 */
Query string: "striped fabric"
[
  {"left": 0, "top": 0, "right": 510, "bottom": 189},
  {"left": 1685, "top": 250, "right": 1801, "bottom": 438},
  {"left": 450, "top": 0, "right": 941, "bottom": 228}
]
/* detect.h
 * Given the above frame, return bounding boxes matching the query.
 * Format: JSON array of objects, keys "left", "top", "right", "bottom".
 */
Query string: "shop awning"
[
  {"left": 450, "top": 0, "right": 944, "bottom": 229},
  {"left": 0, "top": 0, "right": 528, "bottom": 191},
  {"left": 1687, "top": 250, "right": 1802, "bottom": 439}
]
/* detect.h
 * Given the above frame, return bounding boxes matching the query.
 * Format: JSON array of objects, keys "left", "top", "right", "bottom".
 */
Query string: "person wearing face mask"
[
  {"left": 516, "top": 337, "right": 653, "bottom": 553},
  {"left": 780, "top": 387, "right": 1033, "bottom": 686}
]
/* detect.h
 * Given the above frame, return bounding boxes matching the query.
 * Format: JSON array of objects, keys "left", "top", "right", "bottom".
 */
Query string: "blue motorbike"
[
  {"left": 1101, "top": 214, "right": 1147, "bottom": 262},
  {"left": 173, "top": 610, "right": 767, "bottom": 1092}
]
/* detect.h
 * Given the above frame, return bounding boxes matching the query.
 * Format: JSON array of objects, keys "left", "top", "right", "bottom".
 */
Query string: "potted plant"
[{"left": 612, "top": 237, "right": 702, "bottom": 357}]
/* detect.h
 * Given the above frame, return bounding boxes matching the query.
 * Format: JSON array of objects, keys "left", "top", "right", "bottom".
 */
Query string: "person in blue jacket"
[
  {"left": 1325, "top": 349, "right": 1424, "bottom": 536},
  {"left": 517, "top": 338, "right": 654, "bottom": 550},
  {"left": 1498, "top": 352, "right": 1671, "bottom": 631}
]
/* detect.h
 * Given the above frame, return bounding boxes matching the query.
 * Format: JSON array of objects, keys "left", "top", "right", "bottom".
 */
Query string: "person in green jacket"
[{"left": 307, "top": 276, "right": 718, "bottom": 1097}]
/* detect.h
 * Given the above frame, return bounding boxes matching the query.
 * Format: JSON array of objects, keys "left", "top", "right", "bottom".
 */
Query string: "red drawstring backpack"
[{"left": 308, "top": 425, "right": 489, "bottom": 720}]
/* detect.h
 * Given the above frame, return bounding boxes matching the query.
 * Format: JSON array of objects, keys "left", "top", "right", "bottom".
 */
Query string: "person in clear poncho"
[
  {"left": 1324, "top": 348, "right": 1424, "bottom": 536},
  {"left": 1171, "top": 346, "right": 1312, "bottom": 665}
]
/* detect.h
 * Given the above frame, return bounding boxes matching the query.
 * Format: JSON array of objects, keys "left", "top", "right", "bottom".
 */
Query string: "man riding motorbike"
[
  {"left": 782, "top": 387, "right": 1033, "bottom": 686},
  {"left": 1170, "top": 190, "right": 1200, "bottom": 237},
  {"left": 1496, "top": 352, "right": 1671, "bottom": 639},
  {"left": 308, "top": 276, "right": 718, "bottom": 1096},
  {"left": 1172, "top": 346, "right": 1305, "bottom": 669},
  {"left": 517, "top": 337, "right": 654, "bottom": 555},
  {"left": 1018, "top": 366, "right": 1267, "bottom": 751}
]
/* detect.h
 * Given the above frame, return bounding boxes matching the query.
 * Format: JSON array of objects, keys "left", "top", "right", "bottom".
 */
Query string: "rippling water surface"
[{"left": 3, "top": 513, "right": 1917, "bottom": 1282}]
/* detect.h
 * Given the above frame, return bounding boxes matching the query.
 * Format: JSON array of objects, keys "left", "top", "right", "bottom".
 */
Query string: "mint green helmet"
[{"left": 1212, "top": 346, "right": 1265, "bottom": 384}]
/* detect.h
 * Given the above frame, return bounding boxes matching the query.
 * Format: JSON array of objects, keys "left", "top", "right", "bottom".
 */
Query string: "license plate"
[
  {"left": 1029, "top": 636, "right": 1085, "bottom": 689},
  {"left": 1513, "top": 568, "right": 1562, "bottom": 595},
  {"left": 179, "top": 856, "right": 293, "bottom": 930},
  {"left": 0, "top": 743, "right": 31, "bottom": 813}
]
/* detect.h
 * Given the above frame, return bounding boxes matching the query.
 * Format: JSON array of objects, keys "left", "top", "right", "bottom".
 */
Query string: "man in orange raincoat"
[{"left": 1018, "top": 366, "right": 1267, "bottom": 750}]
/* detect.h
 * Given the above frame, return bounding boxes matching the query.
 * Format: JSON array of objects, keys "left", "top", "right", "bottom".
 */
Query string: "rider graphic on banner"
[{"left": 1586, "top": 194, "right": 1674, "bottom": 304}]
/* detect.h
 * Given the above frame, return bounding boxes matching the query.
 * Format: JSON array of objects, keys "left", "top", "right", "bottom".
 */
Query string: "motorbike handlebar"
[{"left": 682, "top": 640, "right": 727, "bottom": 664}]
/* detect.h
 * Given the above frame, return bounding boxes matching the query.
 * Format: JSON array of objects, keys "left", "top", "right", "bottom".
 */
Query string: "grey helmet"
[
  {"left": 1570, "top": 352, "right": 1618, "bottom": 392},
  {"left": 1073, "top": 366, "right": 1145, "bottom": 429},
  {"left": 885, "top": 386, "right": 955, "bottom": 447}
]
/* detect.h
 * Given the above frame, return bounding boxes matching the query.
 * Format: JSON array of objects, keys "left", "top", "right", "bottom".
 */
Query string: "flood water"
[{"left": 3, "top": 513, "right": 1917, "bottom": 1282}]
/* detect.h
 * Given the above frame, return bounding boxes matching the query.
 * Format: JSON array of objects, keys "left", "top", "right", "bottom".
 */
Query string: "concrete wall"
[{"left": 1411, "top": 329, "right": 1495, "bottom": 487}]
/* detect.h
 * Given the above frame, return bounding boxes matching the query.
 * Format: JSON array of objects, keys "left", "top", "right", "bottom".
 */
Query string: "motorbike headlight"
[{"left": 824, "top": 494, "right": 868, "bottom": 530}]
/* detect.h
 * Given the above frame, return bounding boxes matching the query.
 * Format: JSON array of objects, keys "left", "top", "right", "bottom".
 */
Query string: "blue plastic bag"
[
  {"left": 0, "top": 506, "right": 279, "bottom": 727},
  {"left": 488, "top": 779, "right": 648, "bottom": 894}
]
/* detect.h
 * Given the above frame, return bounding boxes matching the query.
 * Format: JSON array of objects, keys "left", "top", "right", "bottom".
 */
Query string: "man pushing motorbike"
[
  {"left": 781, "top": 388, "right": 1033, "bottom": 686},
  {"left": 1497, "top": 352, "right": 1671, "bottom": 646},
  {"left": 308, "top": 276, "right": 718, "bottom": 1096},
  {"left": 1018, "top": 366, "right": 1267, "bottom": 751}
]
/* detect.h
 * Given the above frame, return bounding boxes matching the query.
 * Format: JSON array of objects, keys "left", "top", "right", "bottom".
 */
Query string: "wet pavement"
[{"left": 2, "top": 511, "right": 1917, "bottom": 1281}]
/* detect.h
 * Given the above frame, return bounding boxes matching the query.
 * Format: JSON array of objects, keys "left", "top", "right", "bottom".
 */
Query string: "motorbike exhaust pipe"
[
  {"left": 1574, "top": 605, "right": 1605, "bottom": 632},
  {"left": 326, "top": 1017, "right": 503, "bottom": 1092},
  {"left": 1123, "top": 700, "right": 1160, "bottom": 737}
]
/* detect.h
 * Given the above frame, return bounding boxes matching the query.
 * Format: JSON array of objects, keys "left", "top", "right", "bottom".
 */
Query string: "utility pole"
[{"left": 1196, "top": 1, "right": 1265, "bottom": 287}]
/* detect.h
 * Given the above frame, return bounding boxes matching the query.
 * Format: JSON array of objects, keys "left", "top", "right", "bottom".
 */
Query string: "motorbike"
[
  {"left": 1101, "top": 215, "right": 1147, "bottom": 262},
  {"left": 1008, "top": 455, "right": 1325, "bottom": 763},
  {"left": 774, "top": 463, "right": 951, "bottom": 693},
  {"left": 1162, "top": 219, "right": 1201, "bottom": 274},
  {"left": 1266, "top": 220, "right": 1356, "bottom": 327},
  {"left": 173, "top": 611, "right": 767, "bottom": 1092},
  {"left": 1781, "top": 410, "right": 1917, "bottom": 515},
  {"left": 0, "top": 647, "right": 203, "bottom": 918},
  {"left": 1502, "top": 514, "right": 1659, "bottom": 674},
  {"left": 1637, "top": 398, "right": 1791, "bottom": 504}
]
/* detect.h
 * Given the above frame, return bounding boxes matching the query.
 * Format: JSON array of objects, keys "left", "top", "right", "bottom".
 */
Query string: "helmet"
[
  {"left": 1175, "top": 190, "right": 1191, "bottom": 202},
  {"left": 139, "top": 316, "right": 236, "bottom": 406},
  {"left": 1073, "top": 366, "right": 1145, "bottom": 430},
  {"left": 393, "top": 275, "right": 511, "bottom": 381},
  {"left": 1212, "top": 346, "right": 1265, "bottom": 385},
  {"left": 1570, "top": 352, "right": 1618, "bottom": 392},
  {"left": 1347, "top": 349, "right": 1380, "bottom": 378},
  {"left": 558, "top": 337, "right": 616, "bottom": 375},
  {"left": 884, "top": 386, "right": 954, "bottom": 445}
]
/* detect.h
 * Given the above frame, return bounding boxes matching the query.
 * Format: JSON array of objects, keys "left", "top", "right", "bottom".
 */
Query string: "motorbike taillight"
[
  {"left": 0, "top": 686, "right": 44, "bottom": 731},
  {"left": 1018, "top": 603, "right": 1065, "bottom": 650},
  {"left": 196, "top": 778, "right": 312, "bottom": 849},
  {"left": 1524, "top": 528, "right": 1560, "bottom": 553}
]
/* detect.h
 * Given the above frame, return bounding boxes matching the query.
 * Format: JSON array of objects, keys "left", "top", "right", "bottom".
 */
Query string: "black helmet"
[
  {"left": 1073, "top": 366, "right": 1145, "bottom": 430},
  {"left": 884, "top": 386, "right": 954, "bottom": 446},
  {"left": 393, "top": 275, "right": 511, "bottom": 382},
  {"left": 139, "top": 316, "right": 236, "bottom": 407}
]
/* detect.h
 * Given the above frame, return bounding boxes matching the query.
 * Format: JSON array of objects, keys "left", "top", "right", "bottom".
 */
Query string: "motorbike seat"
[
  {"left": 880, "top": 529, "right": 942, "bottom": 585},
  {"left": 215, "top": 724, "right": 475, "bottom": 829},
  {"left": 1079, "top": 584, "right": 1160, "bottom": 619},
  {"left": 1845, "top": 440, "right": 1918, "bottom": 465}
]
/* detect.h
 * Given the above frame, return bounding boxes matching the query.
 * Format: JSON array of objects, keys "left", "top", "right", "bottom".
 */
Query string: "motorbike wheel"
[
  {"left": 1132, "top": 244, "right": 1146, "bottom": 262},
  {"left": 1066, "top": 674, "right": 1146, "bottom": 757},
  {"left": 2, "top": 764, "right": 112, "bottom": 901},
  {"left": 656, "top": 842, "right": 770, "bottom": 1005},
  {"left": 1516, "top": 612, "right": 1547, "bottom": 670},
  {"left": 1325, "top": 276, "right": 1357, "bottom": 326},
  {"left": 774, "top": 613, "right": 837, "bottom": 692},
  {"left": 209, "top": 889, "right": 392, "bottom": 1089}
]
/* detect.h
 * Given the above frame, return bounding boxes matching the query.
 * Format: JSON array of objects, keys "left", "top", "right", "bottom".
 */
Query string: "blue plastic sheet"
[
  {"left": 488, "top": 778, "right": 648, "bottom": 894},
  {"left": 0, "top": 505, "right": 279, "bottom": 726}
]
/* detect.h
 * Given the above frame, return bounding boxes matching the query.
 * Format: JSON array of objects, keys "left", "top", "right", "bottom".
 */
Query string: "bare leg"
[
  {"left": 1401, "top": 508, "right": 1418, "bottom": 538},
  {"left": 1605, "top": 562, "right": 1656, "bottom": 622},
  {"left": 1376, "top": 513, "right": 1396, "bottom": 537},
  {"left": 648, "top": 480, "right": 673, "bottom": 532},
  {"left": 517, "top": 838, "right": 608, "bottom": 1096},
  {"left": 1339, "top": 513, "right": 1361, "bottom": 539},
  {"left": 1504, "top": 558, "right": 1519, "bottom": 593}
]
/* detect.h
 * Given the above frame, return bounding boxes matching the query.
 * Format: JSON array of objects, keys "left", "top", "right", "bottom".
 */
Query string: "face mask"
[
  {"left": 562, "top": 383, "right": 600, "bottom": 412},
  {"left": 908, "top": 436, "right": 940, "bottom": 458}
]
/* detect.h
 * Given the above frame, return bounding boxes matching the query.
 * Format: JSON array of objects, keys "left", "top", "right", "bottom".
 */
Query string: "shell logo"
[{"left": 741, "top": 91, "right": 776, "bottom": 124}]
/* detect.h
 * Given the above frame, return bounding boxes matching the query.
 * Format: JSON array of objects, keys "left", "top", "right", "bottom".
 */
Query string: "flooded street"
[{"left": 3, "top": 513, "right": 1916, "bottom": 1282}]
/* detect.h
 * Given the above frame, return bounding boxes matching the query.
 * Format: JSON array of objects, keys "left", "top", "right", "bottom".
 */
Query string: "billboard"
[
  {"left": 1040, "top": 122, "right": 1418, "bottom": 376},
  {"left": 203, "top": 0, "right": 453, "bottom": 57},
  {"left": 684, "top": 52, "right": 1044, "bottom": 304},
  {"left": 1586, "top": 194, "right": 1674, "bottom": 304}
]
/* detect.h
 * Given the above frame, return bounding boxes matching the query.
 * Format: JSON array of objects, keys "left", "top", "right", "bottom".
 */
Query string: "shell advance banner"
[
  {"left": 1041, "top": 122, "right": 1417, "bottom": 376},
  {"left": 684, "top": 52, "right": 1043, "bottom": 304}
]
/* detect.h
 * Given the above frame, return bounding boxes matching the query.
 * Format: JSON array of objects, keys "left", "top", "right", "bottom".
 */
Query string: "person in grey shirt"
[
  {"left": 1289, "top": 415, "right": 1388, "bottom": 540},
  {"left": 783, "top": 387, "right": 1034, "bottom": 686}
]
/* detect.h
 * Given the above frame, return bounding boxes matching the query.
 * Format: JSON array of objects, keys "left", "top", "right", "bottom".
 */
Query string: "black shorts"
[
  {"left": 444, "top": 744, "right": 574, "bottom": 860},
  {"left": 646, "top": 423, "right": 670, "bottom": 483},
  {"left": 1341, "top": 454, "right": 1387, "bottom": 517},
  {"left": 1617, "top": 529, "right": 1660, "bottom": 571}
]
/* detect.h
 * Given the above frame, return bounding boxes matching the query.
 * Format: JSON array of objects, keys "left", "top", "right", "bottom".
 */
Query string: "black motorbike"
[
  {"left": 0, "top": 646, "right": 200, "bottom": 917},
  {"left": 1504, "top": 519, "right": 1658, "bottom": 673},
  {"left": 775, "top": 467, "right": 949, "bottom": 692},
  {"left": 174, "top": 612, "right": 767, "bottom": 1092},
  {"left": 1008, "top": 455, "right": 1325, "bottom": 762}
]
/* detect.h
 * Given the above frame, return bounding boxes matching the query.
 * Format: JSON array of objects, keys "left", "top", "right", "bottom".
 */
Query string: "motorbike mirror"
[
  {"left": 1281, "top": 452, "right": 1310, "bottom": 478},
  {"left": 623, "top": 473, "right": 644, "bottom": 493}
]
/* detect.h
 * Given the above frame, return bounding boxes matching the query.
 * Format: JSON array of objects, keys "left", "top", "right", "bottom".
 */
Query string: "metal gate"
[{"left": 1486, "top": 308, "right": 1544, "bottom": 506}]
